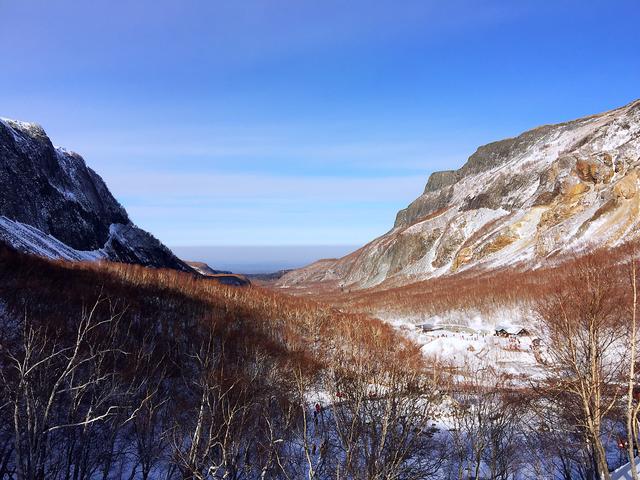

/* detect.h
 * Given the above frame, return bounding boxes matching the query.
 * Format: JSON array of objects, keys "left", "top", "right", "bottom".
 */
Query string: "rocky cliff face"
[
  {"left": 0, "top": 117, "right": 191, "bottom": 271},
  {"left": 279, "top": 99, "right": 640, "bottom": 289}
]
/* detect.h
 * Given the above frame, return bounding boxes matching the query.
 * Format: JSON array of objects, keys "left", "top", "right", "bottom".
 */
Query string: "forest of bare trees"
[{"left": 2, "top": 244, "right": 640, "bottom": 479}]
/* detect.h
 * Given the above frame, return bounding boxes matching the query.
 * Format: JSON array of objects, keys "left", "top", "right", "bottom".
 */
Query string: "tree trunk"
[{"left": 628, "top": 256, "right": 639, "bottom": 480}]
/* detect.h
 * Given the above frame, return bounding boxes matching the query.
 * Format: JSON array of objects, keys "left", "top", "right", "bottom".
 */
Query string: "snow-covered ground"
[
  {"left": 0, "top": 216, "right": 103, "bottom": 261},
  {"left": 387, "top": 312, "right": 545, "bottom": 379}
]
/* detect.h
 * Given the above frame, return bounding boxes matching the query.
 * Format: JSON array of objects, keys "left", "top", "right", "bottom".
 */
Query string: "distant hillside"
[{"left": 186, "top": 260, "right": 251, "bottom": 286}]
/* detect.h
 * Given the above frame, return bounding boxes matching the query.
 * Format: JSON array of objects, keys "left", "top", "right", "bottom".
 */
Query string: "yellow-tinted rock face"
[
  {"left": 537, "top": 200, "right": 584, "bottom": 232},
  {"left": 576, "top": 158, "right": 614, "bottom": 184},
  {"left": 562, "top": 179, "right": 590, "bottom": 197},
  {"left": 480, "top": 232, "right": 519, "bottom": 257},
  {"left": 432, "top": 230, "right": 465, "bottom": 269},
  {"left": 613, "top": 170, "right": 638, "bottom": 200},
  {"left": 576, "top": 159, "right": 599, "bottom": 182},
  {"left": 452, "top": 247, "right": 473, "bottom": 271}
]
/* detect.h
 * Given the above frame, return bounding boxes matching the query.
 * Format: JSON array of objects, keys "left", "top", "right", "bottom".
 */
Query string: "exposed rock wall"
[
  {"left": 279, "top": 99, "right": 640, "bottom": 289},
  {"left": 0, "top": 117, "right": 191, "bottom": 271}
]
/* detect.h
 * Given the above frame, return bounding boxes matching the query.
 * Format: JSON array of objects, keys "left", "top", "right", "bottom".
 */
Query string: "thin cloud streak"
[
  {"left": 1, "top": 0, "right": 638, "bottom": 249},
  {"left": 108, "top": 170, "right": 427, "bottom": 203}
]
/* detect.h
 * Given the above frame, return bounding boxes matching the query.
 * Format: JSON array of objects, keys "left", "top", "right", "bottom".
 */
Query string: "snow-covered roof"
[
  {"left": 495, "top": 325, "right": 527, "bottom": 334},
  {"left": 418, "top": 323, "right": 440, "bottom": 330}
]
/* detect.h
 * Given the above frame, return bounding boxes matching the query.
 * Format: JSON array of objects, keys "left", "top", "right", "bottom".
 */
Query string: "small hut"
[
  {"left": 419, "top": 323, "right": 442, "bottom": 333},
  {"left": 495, "top": 326, "right": 530, "bottom": 338}
]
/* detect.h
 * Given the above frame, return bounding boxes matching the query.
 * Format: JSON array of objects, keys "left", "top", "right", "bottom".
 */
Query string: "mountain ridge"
[
  {"left": 0, "top": 117, "right": 191, "bottom": 271},
  {"left": 278, "top": 98, "right": 640, "bottom": 290}
]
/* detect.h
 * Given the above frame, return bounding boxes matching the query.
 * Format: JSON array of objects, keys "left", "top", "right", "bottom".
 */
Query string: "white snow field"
[{"left": 386, "top": 310, "right": 546, "bottom": 379}]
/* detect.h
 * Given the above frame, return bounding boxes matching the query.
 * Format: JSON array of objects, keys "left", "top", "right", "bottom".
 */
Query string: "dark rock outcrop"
[
  {"left": 0, "top": 117, "right": 191, "bottom": 271},
  {"left": 186, "top": 261, "right": 251, "bottom": 286}
]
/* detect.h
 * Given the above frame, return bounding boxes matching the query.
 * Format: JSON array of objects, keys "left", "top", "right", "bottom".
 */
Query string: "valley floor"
[{"left": 388, "top": 318, "right": 545, "bottom": 380}]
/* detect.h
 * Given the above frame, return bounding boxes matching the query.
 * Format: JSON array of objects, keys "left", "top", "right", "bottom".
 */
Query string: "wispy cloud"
[
  {"left": 2, "top": 0, "right": 637, "bottom": 249},
  {"left": 108, "top": 170, "right": 426, "bottom": 203},
  {"left": 103, "top": 169, "right": 426, "bottom": 245}
]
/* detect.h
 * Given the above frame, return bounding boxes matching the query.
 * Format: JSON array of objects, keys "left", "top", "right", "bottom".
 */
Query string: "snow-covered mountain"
[
  {"left": 279, "top": 99, "right": 640, "bottom": 289},
  {"left": 0, "top": 117, "right": 191, "bottom": 271}
]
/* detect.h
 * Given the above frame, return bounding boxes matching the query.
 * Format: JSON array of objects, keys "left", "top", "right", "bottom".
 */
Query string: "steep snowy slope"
[
  {"left": 0, "top": 117, "right": 190, "bottom": 271},
  {"left": 279, "top": 99, "right": 640, "bottom": 289}
]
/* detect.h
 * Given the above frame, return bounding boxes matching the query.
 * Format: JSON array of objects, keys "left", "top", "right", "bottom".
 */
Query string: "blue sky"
[{"left": 1, "top": 0, "right": 639, "bottom": 249}]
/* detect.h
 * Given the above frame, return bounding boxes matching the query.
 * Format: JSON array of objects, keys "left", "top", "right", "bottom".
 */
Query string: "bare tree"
[
  {"left": 170, "top": 329, "right": 292, "bottom": 480},
  {"left": 449, "top": 364, "right": 525, "bottom": 480},
  {"left": 0, "top": 297, "right": 143, "bottom": 480},
  {"left": 525, "top": 390, "right": 593, "bottom": 480},
  {"left": 537, "top": 255, "right": 628, "bottom": 480},
  {"left": 325, "top": 346, "right": 445, "bottom": 480},
  {"left": 291, "top": 366, "right": 326, "bottom": 480},
  {"left": 626, "top": 253, "right": 640, "bottom": 479}
]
